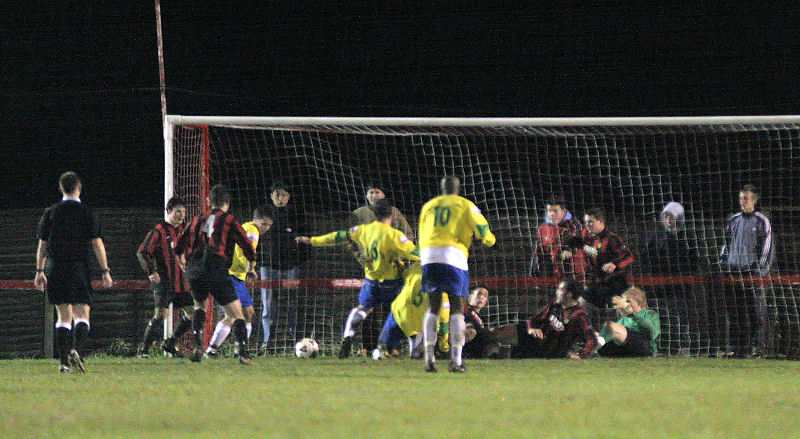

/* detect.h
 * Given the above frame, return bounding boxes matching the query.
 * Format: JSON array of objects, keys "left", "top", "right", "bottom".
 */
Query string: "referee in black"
[{"left": 34, "top": 171, "right": 113, "bottom": 373}]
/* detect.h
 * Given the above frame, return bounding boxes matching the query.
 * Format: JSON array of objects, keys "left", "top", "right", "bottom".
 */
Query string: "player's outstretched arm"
[{"left": 300, "top": 229, "right": 351, "bottom": 247}]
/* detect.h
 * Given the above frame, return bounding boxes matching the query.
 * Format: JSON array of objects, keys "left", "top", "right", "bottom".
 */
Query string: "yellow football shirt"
[
  {"left": 390, "top": 264, "right": 450, "bottom": 338},
  {"left": 229, "top": 221, "right": 259, "bottom": 281},
  {"left": 310, "top": 221, "right": 419, "bottom": 281},
  {"left": 418, "top": 194, "right": 496, "bottom": 262}
]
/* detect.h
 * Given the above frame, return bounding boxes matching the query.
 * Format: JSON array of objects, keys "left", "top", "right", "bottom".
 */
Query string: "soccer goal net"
[{"left": 165, "top": 115, "right": 800, "bottom": 358}]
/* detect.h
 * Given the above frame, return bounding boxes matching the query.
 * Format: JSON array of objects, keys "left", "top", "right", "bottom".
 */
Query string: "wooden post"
[{"left": 43, "top": 291, "right": 53, "bottom": 358}]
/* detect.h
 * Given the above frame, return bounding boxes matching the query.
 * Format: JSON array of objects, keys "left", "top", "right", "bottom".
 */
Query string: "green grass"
[{"left": 1, "top": 356, "right": 799, "bottom": 439}]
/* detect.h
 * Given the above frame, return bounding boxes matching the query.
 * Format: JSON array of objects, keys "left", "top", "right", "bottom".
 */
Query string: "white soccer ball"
[{"left": 294, "top": 338, "right": 319, "bottom": 358}]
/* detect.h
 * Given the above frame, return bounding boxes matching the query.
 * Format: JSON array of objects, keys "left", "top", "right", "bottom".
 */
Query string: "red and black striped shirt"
[
  {"left": 136, "top": 221, "right": 189, "bottom": 293},
  {"left": 530, "top": 301, "right": 596, "bottom": 359},
  {"left": 571, "top": 228, "right": 634, "bottom": 285},
  {"left": 175, "top": 209, "right": 255, "bottom": 264}
]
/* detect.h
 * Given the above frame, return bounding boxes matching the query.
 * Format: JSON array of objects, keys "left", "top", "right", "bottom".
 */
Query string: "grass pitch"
[{"left": 1, "top": 356, "right": 799, "bottom": 438}]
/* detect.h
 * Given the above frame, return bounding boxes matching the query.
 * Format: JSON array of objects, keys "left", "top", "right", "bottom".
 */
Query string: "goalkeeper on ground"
[
  {"left": 596, "top": 286, "right": 661, "bottom": 357},
  {"left": 296, "top": 199, "right": 419, "bottom": 358}
]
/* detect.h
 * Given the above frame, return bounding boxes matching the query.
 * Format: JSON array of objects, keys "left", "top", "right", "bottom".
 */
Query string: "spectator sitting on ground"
[
  {"left": 513, "top": 279, "right": 596, "bottom": 359},
  {"left": 461, "top": 287, "right": 494, "bottom": 358}
]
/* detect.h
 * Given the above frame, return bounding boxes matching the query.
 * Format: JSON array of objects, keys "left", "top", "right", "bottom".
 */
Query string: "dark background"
[{"left": 1, "top": 2, "right": 798, "bottom": 209}]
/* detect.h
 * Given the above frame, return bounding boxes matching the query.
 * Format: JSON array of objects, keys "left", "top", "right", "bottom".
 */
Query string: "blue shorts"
[
  {"left": 359, "top": 278, "right": 403, "bottom": 309},
  {"left": 421, "top": 263, "right": 470, "bottom": 298},
  {"left": 231, "top": 275, "right": 254, "bottom": 308},
  {"left": 379, "top": 312, "right": 406, "bottom": 349}
]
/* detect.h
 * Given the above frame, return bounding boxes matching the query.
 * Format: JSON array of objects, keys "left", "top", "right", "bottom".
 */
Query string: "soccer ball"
[{"left": 294, "top": 338, "right": 319, "bottom": 358}]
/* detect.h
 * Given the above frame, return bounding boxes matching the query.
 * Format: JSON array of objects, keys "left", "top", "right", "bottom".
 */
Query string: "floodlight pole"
[{"left": 155, "top": 0, "right": 175, "bottom": 340}]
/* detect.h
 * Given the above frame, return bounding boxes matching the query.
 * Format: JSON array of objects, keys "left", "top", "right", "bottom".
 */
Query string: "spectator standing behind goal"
[
  {"left": 296, "top": 199, "right": 420, "bottom": 359},
  {"left": 259, "top": 181, "right": 308, "bottom": 353},
  {"left": 533, "top": 197, "right": 586, "bottom": 281},
  {"left": 514, "top": 279, "right": 597, "bottom": 359},
  {"left": 596, "top": 287, "right": 661, "bottom": 357},
  {"left": 718, "top": 184, "right": 774, "bottom": 357},
  {"left": 349, "top": 183, "right": 415, "bottom": 238},
  {"left": 206, "top": 208, "right": 273, "bottom": 357},
  {"left": 135, "top": 196, "right": 195, "bottom": 358},
  {"left": 641, "top": 201, "right": 698, "bottom": 356},
  {"left": 348, "top": 183, "right": 415, "bottom": 354},
  {"left": 418, "top": 176, "right": 496, "bottom": 373},
  {"left": 174, "top": 184, "right": 256, "bottom": 365},
  {"left": 35, "top": 171, "right": 113, "bottom": 373},
  {"left": 566, "top": 208, "right": 634, "bottom": 309}
]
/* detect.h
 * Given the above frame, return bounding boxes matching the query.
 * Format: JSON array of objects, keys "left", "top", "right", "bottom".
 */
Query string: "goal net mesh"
[{"left": 170, "top": 119, "right": 800, "bottom": 358}]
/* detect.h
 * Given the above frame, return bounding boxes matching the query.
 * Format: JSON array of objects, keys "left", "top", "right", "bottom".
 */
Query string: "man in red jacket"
[{"left": 534, "top": 197, "right": 586, "bottom": 281}]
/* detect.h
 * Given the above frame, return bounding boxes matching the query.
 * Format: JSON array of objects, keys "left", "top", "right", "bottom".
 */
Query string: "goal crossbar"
[{"left": 166, "top": 115, "right": 800, "bottom": 128}]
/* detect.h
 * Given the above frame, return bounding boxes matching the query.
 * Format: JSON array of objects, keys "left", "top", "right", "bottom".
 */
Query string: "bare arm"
[
  {"left": 34, "top": 240, "right": 48, "bottom": 292},
  {"left": 136, "top": 251, "right": 160, "bottom": 284},
  {"left": 92, "top": 238, "right": 113, "bottom": 288}
]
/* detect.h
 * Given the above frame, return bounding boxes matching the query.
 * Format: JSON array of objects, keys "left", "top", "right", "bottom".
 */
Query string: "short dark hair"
[
  {"left": 166, "top": 196, "right": 186, "bottom": 212},
  {"left": 59, "top": 171, "right": 81, "bottom": 194},
  {"left": 561, "top": 278, "right": 584, "bottom": 300},
  {"left": 270, "top": 180, "right": 288, "bottom": 193},
  {"left": 546, "top": 196, "right": 568, "bottom": 210},
  {"left": 741, "top": 184, "right": 759, "bottom": 199},
  {"left": 584, "top": 207, "right": 606, "bottom": 223},
  {"left": 253, "top": 205, "right": 271, "bottom": 221},
  {"left": 440, "top": 176, "right": 460, "bottom": 195},
  {"left": 372, "top": 198, "right": 393, "bottom": 220},
  {"left": 209, "top": 184, "right": 231, "bottom": 209}
]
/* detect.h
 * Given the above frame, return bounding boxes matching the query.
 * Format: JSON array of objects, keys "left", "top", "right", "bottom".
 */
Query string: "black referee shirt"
[{"left": 37, "top": 199, "right": 101, "bottom": 266}]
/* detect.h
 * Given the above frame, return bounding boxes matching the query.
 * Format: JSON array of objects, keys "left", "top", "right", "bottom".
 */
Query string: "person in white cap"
[{"left": 641, "top": 201, "right": 698, "bottom": 357}]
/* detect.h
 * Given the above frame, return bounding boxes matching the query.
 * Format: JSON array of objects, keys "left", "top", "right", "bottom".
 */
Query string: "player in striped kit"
[
  {"left": 205, "top": 207, "right": 272, "bottom": 357},
  {"left": 136, "top": 196, "right": 195, "bottom": 357},
  {"left": 174, "top": 185, "right": 257, "bottom": 365}
]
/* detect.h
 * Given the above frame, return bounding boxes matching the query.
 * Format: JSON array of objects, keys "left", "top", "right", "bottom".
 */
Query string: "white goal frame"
[
  {"left": 164, "top": 114, "right": 800, "bottom": 204},
  {"left": 162, "top": 114, "right": 800, "bottom": 355}
]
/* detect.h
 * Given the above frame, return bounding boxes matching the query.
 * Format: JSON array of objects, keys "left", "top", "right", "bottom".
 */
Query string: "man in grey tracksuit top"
[{"left": 718, "top": 185, "right": 774, "bottom": 357}]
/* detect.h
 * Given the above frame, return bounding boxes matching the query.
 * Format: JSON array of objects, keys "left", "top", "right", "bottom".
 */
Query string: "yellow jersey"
[
  {"left": 310, "top": 221, "right": 419, "bottom": 281},
  {"left": 390, "top": 264, "right": 450, "bottom": 337},
  {"left": 229, "top": 221, "right": 259, "bottom": 281},
  {"left": 418, "top": 194, "right": 496, "bottom": 269}
]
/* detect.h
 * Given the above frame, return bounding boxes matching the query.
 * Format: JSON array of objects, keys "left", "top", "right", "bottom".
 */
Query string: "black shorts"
[
  {"left": 186, "top": 254, "right": 238, "bottom": 306},
  {"left": 187, "top": 274, "right": 237, "bottom": 306},
  {"left": 597, "top": 329, "right": 653, "bottom": 357},
  {"left": 152, "top": 284, "right": 194, "bottom": 309},
  {"left": 582, "top": 278, "right": 629, "bottom": 308},
  {"left": 45, "top": 262, "right": 93, "bottom": 306}
]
